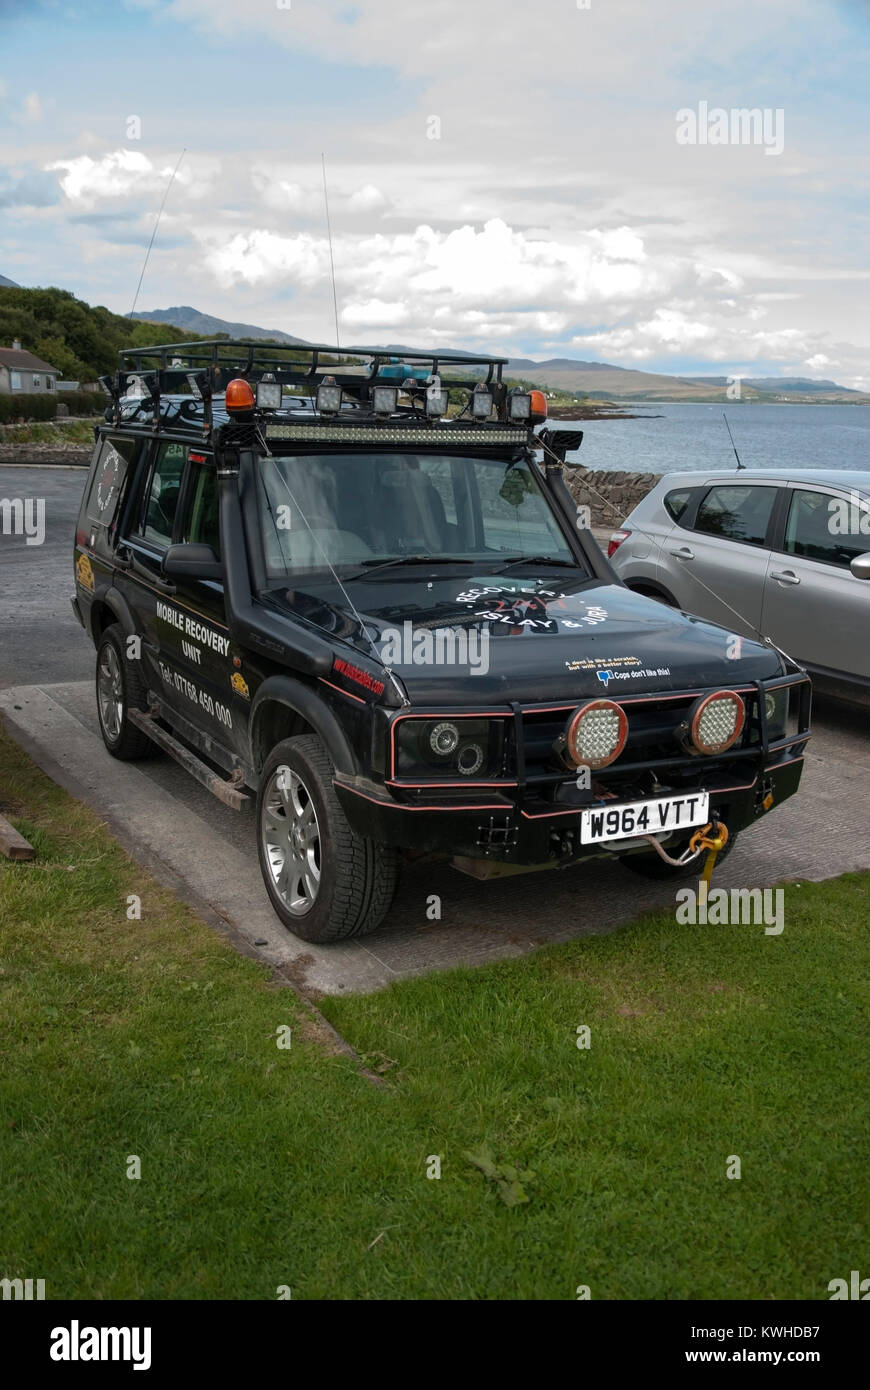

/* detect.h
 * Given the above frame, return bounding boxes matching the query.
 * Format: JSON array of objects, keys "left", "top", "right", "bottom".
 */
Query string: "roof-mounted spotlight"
[
  {"left": 471, "top": 383, "right": 493, "bottom": 419},
  {"left": 256, "top": 372, "right": 282, "bottom": 410},
  {"left": 316, "top": 375, "right": 342, "bottom": 415},
  {"left": 372, "top": 385, "right": 398, "bottom": 416}
]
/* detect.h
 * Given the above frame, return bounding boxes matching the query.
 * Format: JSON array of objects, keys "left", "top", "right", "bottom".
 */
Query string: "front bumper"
[
  {"left": 335, "top": 752, "right": 805, "bottom": 866},
  {"left": 334, "top": 672, "right": 811, "bottom": 868}
]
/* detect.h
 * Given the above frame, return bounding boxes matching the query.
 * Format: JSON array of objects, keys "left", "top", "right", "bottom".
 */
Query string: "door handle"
[
  {"left": 669, "top": 546, "right": 695, "bottom": 560},
  {"left": 115, "top": 544, "right": 133, "bottom": 570},
  {"left": 770, "top": 569, "right": 800, "bottom": 586}
]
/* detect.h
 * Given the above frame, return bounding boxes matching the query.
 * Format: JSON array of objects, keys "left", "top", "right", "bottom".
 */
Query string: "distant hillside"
[
  {"left": 684, "top": 374, "right": 859, "bottom": 394},
  {"left": 0, "top": 285, "right": 218, "bottom": 380},
  {"left": 0, "top": 274, "right": 21, "bottom": 288},
  {"left": 137, "top": 306, "right": 309, "bottom": 346},
  {"left": 497, "top": 358, "right": 867, "bottom": 403}
]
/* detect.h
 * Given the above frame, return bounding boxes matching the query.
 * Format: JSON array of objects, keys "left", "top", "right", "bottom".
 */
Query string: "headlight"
[
  {"left": 566, "top": 699, "right": 628, "bottom": 770},
  {"left": 429, "top": 721, "right": 460, "bottom": 756},
  {"left": 687, "top": 691, "right": 745, "bottom": 755},
  {"left": 764, "top": 687, "right": 788, "bottom": 739},
  {"left": 394, "top": 718, "right": 503, "bottom": 781}
]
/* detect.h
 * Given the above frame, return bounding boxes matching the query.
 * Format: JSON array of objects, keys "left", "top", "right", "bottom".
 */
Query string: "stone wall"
[
  {"left": 565, "top": 466, "right": 661, "bottom": 529},
  {"left": 0, "top": 444, "right": 92, "bottom": 466}
]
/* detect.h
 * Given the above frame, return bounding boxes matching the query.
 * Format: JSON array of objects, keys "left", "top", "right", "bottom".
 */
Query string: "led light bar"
[{"left": 265, "top": 423, "right": 529, "bottom": 446}]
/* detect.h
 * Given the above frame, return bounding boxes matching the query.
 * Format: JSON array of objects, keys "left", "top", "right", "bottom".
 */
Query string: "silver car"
[{"left": 608, "top": 468, "right": 870, "bottom": 702}]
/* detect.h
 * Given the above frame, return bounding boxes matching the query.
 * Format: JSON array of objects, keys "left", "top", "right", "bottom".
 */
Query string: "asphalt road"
[{"left": 2, "top": 464, "right": 869, "bottom": 995}]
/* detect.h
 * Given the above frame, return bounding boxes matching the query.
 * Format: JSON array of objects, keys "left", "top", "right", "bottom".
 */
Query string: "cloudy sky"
[{"left": 1, "top": 0, "right": 868, "bottom": 384}]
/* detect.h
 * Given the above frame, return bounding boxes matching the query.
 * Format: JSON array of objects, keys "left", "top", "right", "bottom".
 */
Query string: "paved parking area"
[
  {"left": 2, "top": 464, "right": 869, "bottom": 996},
  {"left": 3, "top": 677, "right": 869, "bottom": 996}
]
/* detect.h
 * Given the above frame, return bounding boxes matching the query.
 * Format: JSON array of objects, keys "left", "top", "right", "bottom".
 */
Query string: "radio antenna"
[
  {"left": 722, "top": 411, "right": 745, "bottom": 470},
  {"left": 128, "top": 148, "right": 186, "bottom": 320},
  {"left": 321, "top": 153, "right": 341, "bottom": 348}
]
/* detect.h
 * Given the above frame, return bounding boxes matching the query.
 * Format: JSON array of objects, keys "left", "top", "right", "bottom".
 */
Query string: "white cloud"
[{"left": 46, "top": 150, "right": 216, "bottom": 205}]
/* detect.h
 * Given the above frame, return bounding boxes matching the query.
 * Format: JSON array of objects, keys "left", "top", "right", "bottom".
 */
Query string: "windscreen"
[{"left": 257, "top": 452, "right": 577, "bottom": 576}]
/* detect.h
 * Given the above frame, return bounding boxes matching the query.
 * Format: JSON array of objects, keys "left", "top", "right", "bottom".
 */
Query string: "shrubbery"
[{"left": 0, "top": 390, "right": 105, "bottom": 423}]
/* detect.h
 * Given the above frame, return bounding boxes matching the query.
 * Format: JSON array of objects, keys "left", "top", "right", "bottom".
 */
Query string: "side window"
[
  {"left": 664, "top": 488, "right": 692, "bottom": 522},
  {"left": 784, "top": 489, "right": 869, "bottom": 569},
  {"left": 86, "top": 438, "right": 131, "bottom": 526},
  {"left": 136, "top": 441, "right": 186, "bottom": 548},
  {"left": 693, "top": 485, "right": 777, "bottom": 547},
  {"left": 182, "top": 457, "right": 221, "bottom": 558}
]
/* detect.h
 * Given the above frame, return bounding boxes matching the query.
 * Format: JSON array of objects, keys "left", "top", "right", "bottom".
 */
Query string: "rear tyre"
[
  {"left": 256, "top": 735, "right": 398, "bottom": 943},
  {"left": 620, "top": 830, "right": 738, "bottom": 880},
  {"left": 95, "top": 623, "right": 156, "bottom": 760}
]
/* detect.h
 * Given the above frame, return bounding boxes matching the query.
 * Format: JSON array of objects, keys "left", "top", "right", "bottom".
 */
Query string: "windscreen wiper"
[
  {"left": 346, "top": 555, "right": 477, "bottom": 581},
  {"left": 496, "top": 554, "right": 580, "bottom": 572}
]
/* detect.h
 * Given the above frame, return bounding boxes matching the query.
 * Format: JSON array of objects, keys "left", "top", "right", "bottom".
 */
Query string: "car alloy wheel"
[
  {"left": 261, "top": 765, "right": 322, "bottom": 917},
  {"left": 97, "top": 642, "right": 124, "bottom": 743}
]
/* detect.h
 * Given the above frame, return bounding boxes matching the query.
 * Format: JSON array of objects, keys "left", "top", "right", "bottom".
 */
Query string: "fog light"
[
  {"left": 426, "top": 388, "right": 449, "bottom": 417},
  {"left": 429, "top": 721, "right": 460, "bottom": 756},
  {"left": 688, "top": 691, "right": 745, "bottom": 755},
  {"left": 566, "top": 699, "right": 628, "bottom": 770}
]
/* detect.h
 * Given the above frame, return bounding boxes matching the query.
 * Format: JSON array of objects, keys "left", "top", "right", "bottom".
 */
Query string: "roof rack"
[
  {"left": 114, "top": 338, "right": 509, "bottom": 396},
  {"left": 99, "top": 339, "right": 535, "bottom": 442}
]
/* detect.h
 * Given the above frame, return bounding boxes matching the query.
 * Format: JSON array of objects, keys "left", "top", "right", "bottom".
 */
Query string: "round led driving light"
[
  {"left": 566, "top": 699, "right": 628, "bottom": 770},
  {"left": 688, "top": 690, "right": 745, "bottom": 755},
  {"left": 429, "top": 721, "right": 460, "bottom": 756}
]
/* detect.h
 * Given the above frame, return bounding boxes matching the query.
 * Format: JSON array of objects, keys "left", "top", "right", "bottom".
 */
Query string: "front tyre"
[{"left": 256, "top": 735, "right": 398, "bottom": 943}]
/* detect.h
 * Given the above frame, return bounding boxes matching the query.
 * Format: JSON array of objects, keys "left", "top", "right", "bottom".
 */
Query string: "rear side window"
[
  {"left": 693, "top": 484, "right": 777, "bottom": 547},
  {"left": 136, "top": 441, "right": 186, "bottom": 548},
  {"left": 664, "top": 488, "right": 692, "bottom": 522},
  {"left": 86, "top": 438, "right": 133, "bottom": 526}
]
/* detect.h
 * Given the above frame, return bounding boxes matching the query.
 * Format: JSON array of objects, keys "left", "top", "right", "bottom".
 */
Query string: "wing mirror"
[
  {"left": 162, "top": 542, "right": 222, "bottom": 581},
  {"left": 849, "top": 551, "right": 870, "bottom": 581}
]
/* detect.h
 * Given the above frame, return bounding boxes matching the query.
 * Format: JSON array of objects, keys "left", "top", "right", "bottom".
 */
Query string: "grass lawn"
[{"left": 1, "top": 721, "right": 867, "bottom": 1300}]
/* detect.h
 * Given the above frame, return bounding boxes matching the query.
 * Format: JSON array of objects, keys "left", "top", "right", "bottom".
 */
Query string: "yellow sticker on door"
[
  {"left": 231, "top": 671, "right": 250, "bottom": 700},
  {"left": 76, "top": 552, "right": 95, "bottom": 592}
]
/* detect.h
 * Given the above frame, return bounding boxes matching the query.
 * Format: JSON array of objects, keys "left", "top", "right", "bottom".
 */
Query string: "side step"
[{"left": 127, "top": 710, "right": 251, "bottom": 811}]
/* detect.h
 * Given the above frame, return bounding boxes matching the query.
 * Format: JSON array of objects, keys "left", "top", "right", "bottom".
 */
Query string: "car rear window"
[{"left": 693, "top": 484, "right": 777, "bottom": 547}]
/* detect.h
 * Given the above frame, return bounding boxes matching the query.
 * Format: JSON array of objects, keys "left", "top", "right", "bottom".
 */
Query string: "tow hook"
[
  {"left": 636, "top": 818, "right": 729, "bottom": 892},
  {"left": 689, "top": 821, "right": 730, "bottom": 903}
]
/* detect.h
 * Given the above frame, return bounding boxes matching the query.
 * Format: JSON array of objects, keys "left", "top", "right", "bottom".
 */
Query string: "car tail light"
[
  {"left": 608, "top": 529, "right": 630, "bottom": 558},
  {"left": 686, "top": 691, "right": 745, "bottom": 755},
  {"left": 566, "top": 699, "right": 628, "bottom": 770}
]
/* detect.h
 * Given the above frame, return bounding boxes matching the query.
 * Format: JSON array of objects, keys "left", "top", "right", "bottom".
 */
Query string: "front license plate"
[{"left": 580, "top": 791, "right": 710, "bottom": 845}]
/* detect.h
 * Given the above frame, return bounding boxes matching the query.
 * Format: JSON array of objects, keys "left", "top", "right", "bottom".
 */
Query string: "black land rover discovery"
[{"left": 72, "top": 340, "right": 811, "bottom": 942}]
